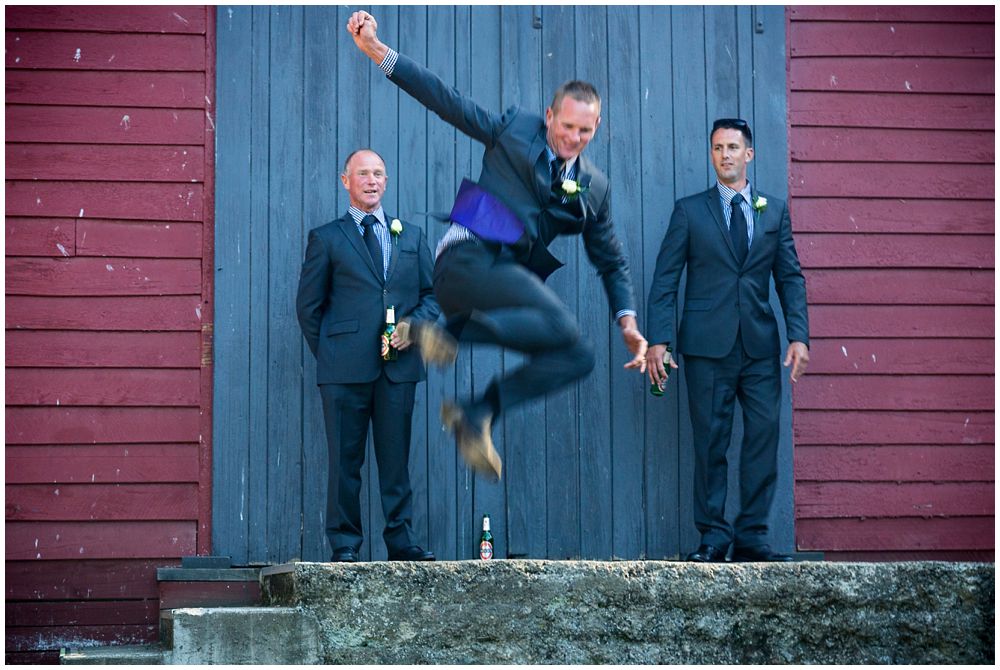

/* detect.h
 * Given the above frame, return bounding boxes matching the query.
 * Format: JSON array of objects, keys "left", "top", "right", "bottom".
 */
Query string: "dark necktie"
[
  {"left": 550, "top": 157, "right": 564, "bottom": 192},
  {"left": 729, "top": 193, "right": 748, "bottom": 264},
  {"left": 360, "top": 214, "right": 383, "bottom": 275}
]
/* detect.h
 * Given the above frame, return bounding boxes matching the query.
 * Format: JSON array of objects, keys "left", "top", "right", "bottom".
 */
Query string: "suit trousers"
[
  {"left": 683, "top": 331, "right": 781, "bottom": 549},
  {"left": 433, "top": 241, "right": 595, "bottom": 414},
  {"left": 319, "top": 373, "right": 416, "bottom": 555}
]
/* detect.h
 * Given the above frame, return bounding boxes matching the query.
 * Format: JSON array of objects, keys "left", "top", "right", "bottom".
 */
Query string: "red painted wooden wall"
[
  {"left": 5, "top": 6, "right": 215, "bottom": 662},
  {"left": 788, "top": 6, "right": 994, "bottom": 560}
]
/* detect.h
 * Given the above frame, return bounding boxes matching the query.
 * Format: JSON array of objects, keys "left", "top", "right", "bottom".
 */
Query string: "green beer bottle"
[
  {"left": 650, "top": 346, "right": 672, "bottom": 397},
  {"left": 381, "top": 306, "right": 398, "bottom": 361},
  {"left": 479, "top": 514, "right": 493, "bottom": 560}
]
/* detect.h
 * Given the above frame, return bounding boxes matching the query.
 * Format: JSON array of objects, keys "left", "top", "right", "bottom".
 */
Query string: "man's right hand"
[
  {"left": 646, "top": 344, "right": 678, "bottom": 392},
  {"left": 346, "top": 11, "right": 388, "bottom": 65}
]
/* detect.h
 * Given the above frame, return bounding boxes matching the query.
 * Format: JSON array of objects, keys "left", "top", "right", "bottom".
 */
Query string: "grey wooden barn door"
[{"left": 213, "top": 5, "right": 793, "bottom": 564}]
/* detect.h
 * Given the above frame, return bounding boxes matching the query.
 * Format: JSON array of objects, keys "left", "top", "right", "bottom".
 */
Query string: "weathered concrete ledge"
[
  {"left": 262, "top": 560, "right": 993, "bottom": 664},
  {"left": 161, "top": 606, "right": 322, "bottom": 664}
]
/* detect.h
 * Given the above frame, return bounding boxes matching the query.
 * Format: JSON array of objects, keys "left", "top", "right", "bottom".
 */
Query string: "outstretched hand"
[
  {"left": 346, "top": 11, "right": 388, "bottom": 64},
  {"left": 619, "top": 315, "right": 648, "bottom": 373}
]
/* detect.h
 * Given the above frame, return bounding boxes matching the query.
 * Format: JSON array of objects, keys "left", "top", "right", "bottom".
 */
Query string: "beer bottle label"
[
  {"left": 381, "top": 332, "right": 391, "bottom": 359},
  {"left": 479, "top": 540, "right": 493, "bottom": 560}
]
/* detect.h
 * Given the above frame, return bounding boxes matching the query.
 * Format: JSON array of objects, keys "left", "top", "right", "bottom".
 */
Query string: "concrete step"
[
  {"left": 60, "top": 644, "right": 165, "bottom": 665},
  {"left": 160, "top": 606, "right": 322, "bottom": 664},
  {"left": 59, "top": 607, "right": 320, "bottom": 665}
]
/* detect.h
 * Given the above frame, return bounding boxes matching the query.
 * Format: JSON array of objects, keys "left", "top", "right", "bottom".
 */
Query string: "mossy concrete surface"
[{"left": 262, "top": 560, "right": 994, "bottom": 665}]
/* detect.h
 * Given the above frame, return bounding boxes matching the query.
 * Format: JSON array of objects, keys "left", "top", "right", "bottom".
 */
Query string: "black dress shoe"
[
  {"left": 330, "top": 547, "right": 358, "bottom": 562},
  {"left": 731, "top": 545, "right": 794, "bottom": 562},
  {"left": 686, "top": 544, "right": 729, "bottom": 562},
  {"left": 388, "top": 545, "right": 435, "bottom": 561}
]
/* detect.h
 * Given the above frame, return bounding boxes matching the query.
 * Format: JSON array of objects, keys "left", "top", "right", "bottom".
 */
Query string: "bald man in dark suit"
[{"left": 297, "top": 149, "right": 439, "bottom": 563}]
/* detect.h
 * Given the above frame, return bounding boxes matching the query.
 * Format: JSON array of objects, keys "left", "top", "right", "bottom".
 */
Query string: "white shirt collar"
[
  {"left": 545, "top": 144, "right": 579, "bottom": 178},
  {"left": 348, "top": 205, "right": 386, "bottom": 227}
]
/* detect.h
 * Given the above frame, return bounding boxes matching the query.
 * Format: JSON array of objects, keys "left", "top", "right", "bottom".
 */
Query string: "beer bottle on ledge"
[
  {"left": 381, "top": 306, "right": 398, "bottom": 361},
  {"left": 479, "top": 514, "right": 493, "bottom": 560}
]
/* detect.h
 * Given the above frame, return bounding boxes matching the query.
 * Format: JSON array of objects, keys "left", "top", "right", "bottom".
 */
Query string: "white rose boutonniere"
[
  {"left": 560, "top": 178, "right": 588, "bottom": 201},
  {"left": 752, "top": 195, "right": 767, "bottom": 213},
  {"left": 390, "top": 218, "right": 403, "bottom": 241}
]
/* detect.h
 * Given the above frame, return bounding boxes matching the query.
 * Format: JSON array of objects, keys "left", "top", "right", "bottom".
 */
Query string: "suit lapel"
[
  {"left": 745, "top": 187, "right": 769, "bottom": 264},
  {"left": 529, "top": 126, "right": 550, "bottom": 204},
  {"left": 338, "top": 213, "right": 383, "bottom": 284},
  {"left": 574, "top": 158, "right": 594, "bottom": 225},
  {"left": 385, "top": 215, "right": 400, "bottom": 284},
  {"left": 705, "top": 188, "right": 739, "bottom": 263}
]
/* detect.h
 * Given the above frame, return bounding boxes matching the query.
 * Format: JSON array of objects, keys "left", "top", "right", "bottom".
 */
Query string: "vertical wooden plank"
[
  {"left": 606, "top": 4, "right": 651, "bottom": 560},
  {"left": 577, "top": 5, "right": 614, "bottom": 560},
  {"left": 246, "top": 5, "right": 271, "bottom": 565},
  {"left": 499, "top": 4, "right": 547, "bottom": 560},
  {"left": 425, "top": 5, "right": 459, "bottom": 560},
  {"left": 371, "top": 6, "right": 400, "bottom": 218},
  {"left": 754, "top": 4, "right": 795, "bottom": 554},
  {"left": 639, "top": 4, "right": 680, "bottom": 560},
  {"left": 199, "top": 4, "right": 217, "bottom": 557},
  {"left": 736, "top": 6, "right": 756, "bottom": 139},
  {"left": 468, "top": 4, "right": 507, "bottom": 561},
  {"left": 211, "top": 4, "right": 252, "bottom": 565},
  {"left": 453, "top": 5, "right": 476, "bottom": 559},
  {"left": 300, "top": 5, "right": 340, "bottom": 562},
  {"left": 395, "top": 5, "right": 429, "bottom": 561},
  {"left": 705, "top": 6, "right": 740, "bottom": 122},
  {"left": 539, "top": 4, "right": 580, "bottom": 559},
  {"left": 265, "top": 4, "right": 304, "bottom": 563}
]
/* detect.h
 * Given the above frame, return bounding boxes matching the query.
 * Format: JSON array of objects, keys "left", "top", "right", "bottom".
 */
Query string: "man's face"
[
  {"left": 710, "top": 128, "right": 753, "bottom": 186},
  {"left": 341, "top": 150, "right": 387, "bottom": 211},
  {"left": 545, "top": 96, "right": 601, "bottom": 161}
]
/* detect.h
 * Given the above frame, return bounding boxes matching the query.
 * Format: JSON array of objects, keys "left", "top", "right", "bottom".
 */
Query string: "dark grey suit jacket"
[
  {"left": 647, "top": 187, "right": 809, "bottom": 359},
  {"left": 388, "top": 52, "right": 636, "bottom": 315},
  {"left": 296, "top": 212, "right": 439, "bottom": 384}
]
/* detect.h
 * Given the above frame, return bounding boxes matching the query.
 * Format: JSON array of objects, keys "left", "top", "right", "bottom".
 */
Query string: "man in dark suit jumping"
[
  {"left": 646, "top": 119, "right": 810, "bottom": 563},
  {"left": 347, "top": 11, "right": 648, "bottom": 480},
  {"left": 297, "top": 148, "right": 439, "bottom": 562}
]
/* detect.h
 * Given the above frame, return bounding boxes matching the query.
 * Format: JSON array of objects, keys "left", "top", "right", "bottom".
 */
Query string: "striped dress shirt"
[
  {"left": 349, "top": 205, "right": 392, "bottom": 280},
  {"left": 716, "top": 180, "right": 755, "bottom": 250}
]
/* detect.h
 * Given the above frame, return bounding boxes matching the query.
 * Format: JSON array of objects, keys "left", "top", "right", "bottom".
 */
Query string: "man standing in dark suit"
[
  {"left": 297, "top": 149, "right": 439, "bottom": 563},
  {"left": 347, "top": 11, "right": 648, "bottom": 480},
  {"left": 646, "top": 119, "right": 810, "bottom": 563}
]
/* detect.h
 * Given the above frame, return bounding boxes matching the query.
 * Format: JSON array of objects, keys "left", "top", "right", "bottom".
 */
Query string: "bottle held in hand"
[
  {"left": 650, "top": 346, "right": 672, "bottom": 397},
  {"left": 381, "top": 306, "right": 398, "bottom": 361}
]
